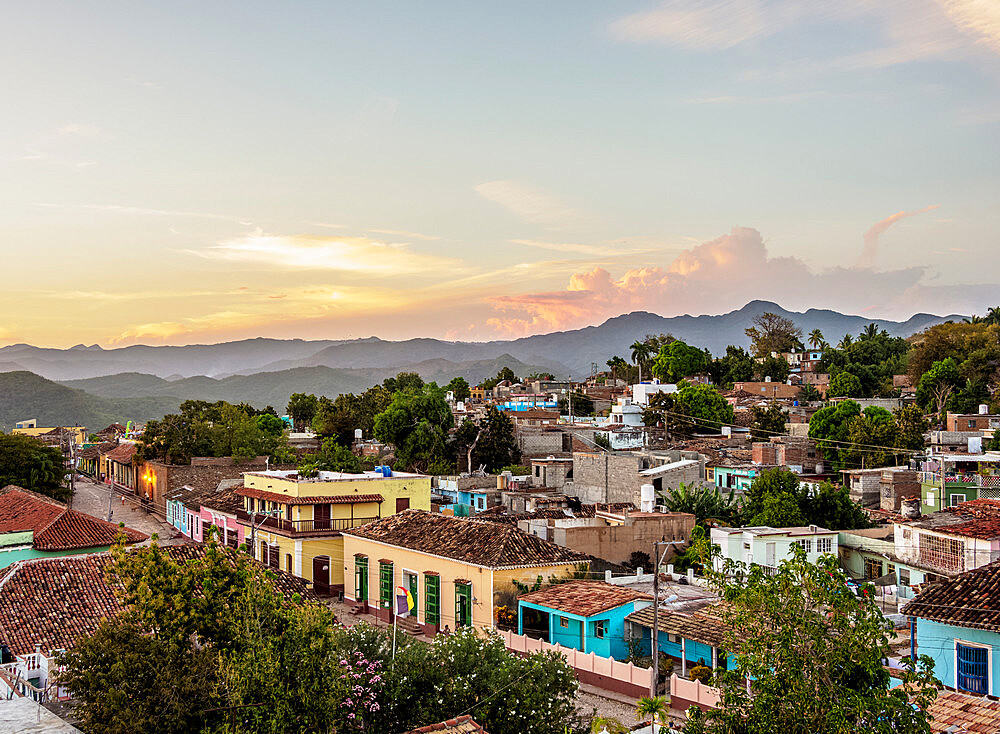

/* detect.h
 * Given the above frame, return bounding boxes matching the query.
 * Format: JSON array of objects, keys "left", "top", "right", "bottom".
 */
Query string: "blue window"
[{"left": 957, "top": 643, "right": 989, "bottom": 695}]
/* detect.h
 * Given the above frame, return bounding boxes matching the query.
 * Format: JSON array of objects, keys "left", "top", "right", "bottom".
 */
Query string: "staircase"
[{"left": 395, "top": 616, "right": 423, "bottom": 637}]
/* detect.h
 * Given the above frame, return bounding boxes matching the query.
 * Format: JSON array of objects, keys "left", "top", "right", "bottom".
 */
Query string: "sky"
[{"left": 1, "top": 0, "right": 999, "bottom": 348}]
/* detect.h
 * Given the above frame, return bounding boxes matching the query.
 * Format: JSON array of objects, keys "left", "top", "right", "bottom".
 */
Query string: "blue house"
[
  {"left": 518, "top": 581, "right": 652, "bottom": 660},
  {"left": 626, "top": 603, "right": 736, "bottom": 676},
  {"left": 903, "top": 561, "right": 1000, "bottom": 696}
]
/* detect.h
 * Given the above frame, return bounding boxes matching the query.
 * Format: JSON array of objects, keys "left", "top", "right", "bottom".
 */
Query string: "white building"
[
  {"left": 711, "top": 525, "right": 838, "bottom": 575},
  {"left": 607, "top": 396, "right": 645, "bottom": 427},
  {"left": 631, "top": 380, "right": 678, "bottom": 406}
]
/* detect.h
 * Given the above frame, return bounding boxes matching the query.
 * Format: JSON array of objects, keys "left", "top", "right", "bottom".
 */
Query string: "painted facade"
[
  {"left": 916, "top": 619, "right": 1000, "bottom": 696},
  {"left": 711, "top": 525, "right": 839, "bottom": 574},
  {"left": 517, "top": 597, "right": 649, "bottom": 660}
]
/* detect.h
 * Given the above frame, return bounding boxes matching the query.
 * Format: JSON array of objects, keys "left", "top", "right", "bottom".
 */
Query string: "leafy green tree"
[
  {"left": 606, "top": 356, "right": 629, "bottom": 384},
  {"left": 304, "top": 438, "right": 362, "bottom": 474},
  {"left": 708, "top": 345, "right": 756, "bottom": 387},
  {"left": 481, "top": 366, "right": 523, "bottom": 390},
  {"left": 797, "top": 384, "right": 822, "bottom": 402},
  {"left": 827, "top": 371, "right": 863, "bottom": 398},
  {"left": 383, "top": 371, "right": 425, "bottom": 393},
  {"left": 137, "top": 413, "right": 216, "bottom": 464},
  {"left": 286, "top": 392, "right": 318, "bottom": 432},
  {"left": 894, "top": 405, "right": 929, "bottom": 452},
  {"left": 446, "top": 376, "right": 472, "bottom": 401},
  {"left": 744, "top": 312, "right": 802, "bottom": 357},
  {"left": 471, "top": 406, "right": 521, "bottom": 473},
  {"left": 843, "top": 407, "right": 896, "bottom": 469},
  {"left": 255, "top": 412, "right": 284, "bottom": 437},
  {"left": 755, "top": 354, "right": 791, "bottom": 383},
  {"left": 802, "top": 482, "right": 872, "bottom": 531},
  {"left": 684, "top": 546, "right": 938, "bottom": 734},
  {"left": 750, "top": 402, "right": 786, "bottom": 442},
  {"left": 0, "top": 434, "right": 68, "bottom": 501},
  {"left": 312, "top": 386, "right": 393, "bottom": 445},
  {"left": 558, "top": 390, "right": 595, "bottom": 416},
  {"left": 373, "top": 386, "right": 453, "bottom": 471},
  {"left": 658, "top": 482, "right": 737, "bottom": 525},
  {"left": 809, "top": 400, "right": 862, "bottom": 470},
  {"left": 646, "top": 383, "right": 735, "bottom": 436},
  {"left": 651, "top": 340, "right": 709, "bottom": 382},
  {"left": 916, "top": 357, "right": 963, "bottom": 414},
  {"left": 742, "top": 468, "right": 870, "bottom": 530}
]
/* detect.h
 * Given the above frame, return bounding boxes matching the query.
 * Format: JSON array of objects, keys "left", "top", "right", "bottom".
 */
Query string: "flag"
[{"left": 395, "top": 585, "right": 415, "bottom": 617}]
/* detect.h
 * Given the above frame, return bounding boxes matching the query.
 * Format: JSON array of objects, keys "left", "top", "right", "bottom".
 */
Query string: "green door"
[
  {"left": 355, "top": 557, "right": 368, "bottom": 602},
  {"left": 407, "top": 573, "right": 418, "bottom": 614},
  {"left": 455, "top": 583, "right": 472, "bottom": 627},
  {"left": 425, "top": 575, "right": 440, "bottom": 625}
]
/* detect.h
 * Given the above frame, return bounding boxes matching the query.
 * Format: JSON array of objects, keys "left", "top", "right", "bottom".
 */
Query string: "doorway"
[{"left": 312, "top": 555, "right": 331, "bottom": 596}]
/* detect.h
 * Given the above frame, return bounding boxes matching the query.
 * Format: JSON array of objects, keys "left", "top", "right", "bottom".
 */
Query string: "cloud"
[
  {"left": 111, "top": 311, "right": 257, "bottom": 344},
  {"left": 368, "top": 228, "right": 441, "bottom": 241},
  {"left": 190, "top": 229, "right": 458, "bottom": 274},
  {"left": 31, "top": 202, "right": 246, "bottom": 223},
  {"left": 512, "top": 239, "right": 660, "bottom": 257},
  {"left": 486, "top": 226, "right": 930, "bottom": 335},
  {"left": 857, "top": 205, "right": 939, "bottom": 268},
  {"left": 474, "top": 180, "right": 587, "bottom": 230},
  {"left": 937, "top": 0, "right": 1000, "bottom": 54},
  {"left": 610, "top": 0, "right": 770, "bottom": 50}
]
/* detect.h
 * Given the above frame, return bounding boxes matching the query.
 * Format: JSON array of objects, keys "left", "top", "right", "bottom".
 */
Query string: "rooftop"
[
  {"left": 0, "top": 698, "right": 82, "bottom": 733},
  {"left": 909, "top": 499, "right": 1000, "bottom": 540},
  {"left": 342, "top": 510, "right": 589, "bottom": 569},
  {"left": 902, "top": 560, "right": 1000, "bottom": 632},
  {"left": 922, "top": 688, "right": 1000, "bottom": 733},
  {"left": 0, "top": 545, "right": 314, "bottom": 656},
  {"left": 518, "top": 581, "right": 651, "bottom": 617},
  {"left": 0, "top": 486, "right": 147, "bottom": 551},
  {"left": 402, "top": 715, "right": 488, "bottom": 734},
  {"left": 103, "top": 442, "right": 138, "bottom": 464},
  {"left": 245, "top": 468, "right": 425, "bottom": 482},
  {"left": 237, "top": 487, "right": 385, "bottom": 506},
  {"left": 713, "top": 524, "right": 834, "bottom": 537},
  {"left": 626, "top": 603, "right": 729, "bottom": 647}
]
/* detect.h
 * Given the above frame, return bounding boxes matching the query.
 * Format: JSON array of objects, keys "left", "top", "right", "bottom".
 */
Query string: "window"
[
  {"left": 355, "top": 557, "right": 368, "bottom": 602},
  {"left": 559, "top": 617, "right": 570, "bottom": 628},
  {"left": 817, "top": 538, "right": 832, "bottom": 554},
  {"left": 455, "top": 582, "right": 472, "bottom": 628},
  {"left": 899, "top": 568, "right": 910, "bottom": 585},
  {"left": 227, "top": 531, "right": 239, "bottom": 550},
  {"left": 668, "top": 633, "right": 682, "bottom": 644},
  {"left": 477, "top": 498, "right": 484, "bottom": 509},
  {"left": 864, "top": 558, "right": 883, "bottom": 579},
  {"left": 957, "top": 642, "right": 989, "bottom": 695},
  {"left": 379, "top": 562, "right": 393, "bottom": 609},
  {"left": 260, "top": 541, "right": 268, "bottom": 564},
  {"left": 425, "top": 574, "right": 440, "bottom": 625},
  {"left": 268, "top": 544, "right": 279, "bottom": 570},
  {"left": 902, "top": 528, "right": 912, "bottom": 540},
  {"left": 285, "top": 554, "right": 292, "bottom": 572},
  {"left": 919, "top": 533, "right": 966, "bottom": 573},
  {"left": 594, "top": 620, "right": 607, "bottom": 639},
  {"left": 792, "top": 539, "right": 813, "bottom": 553},
  {"left": 950, "top": 494, "right": 963, "bottom": 507}
]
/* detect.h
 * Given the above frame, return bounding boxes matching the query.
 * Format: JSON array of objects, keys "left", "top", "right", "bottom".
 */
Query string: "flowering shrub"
[
  {"left": 335, "top": 651, "right": 382, "bottom": 732},
  {"left": 495, "top": 605, "right": 518, "bottom": 630}
]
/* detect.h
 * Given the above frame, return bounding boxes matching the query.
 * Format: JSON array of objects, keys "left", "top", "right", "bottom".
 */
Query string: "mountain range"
[{"left": 0, "top": 301, "right": 962, "bottom": 430}]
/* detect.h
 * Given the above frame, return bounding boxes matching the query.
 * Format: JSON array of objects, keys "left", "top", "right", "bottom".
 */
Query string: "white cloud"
[
  {"left": 857, "top": 205, "right": 939, "bottom": 268},
  {"left": 610, "top": 0, "right": 769, "bottom": 50},
  {"left": 474, "top": 180, "right": 588, "bottom": 230},
  {"left": 937, "top": 0, "right": 1000, "bottom": 54},
  {"left": 512, "top": 238, "right": 659, "bottom": 257}
]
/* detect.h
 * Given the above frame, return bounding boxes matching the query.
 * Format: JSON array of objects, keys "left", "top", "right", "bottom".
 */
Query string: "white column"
[
  {"left": 681, "top": 637, "right": 687, "bottom": 677},
  {"left": 712, "top": 646, "right": 718, "bottom": 670}
]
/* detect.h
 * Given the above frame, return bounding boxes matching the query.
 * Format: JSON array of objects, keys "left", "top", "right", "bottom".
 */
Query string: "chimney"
[{"left": 901, "top": 498, "right": 921, "bottom": 520}]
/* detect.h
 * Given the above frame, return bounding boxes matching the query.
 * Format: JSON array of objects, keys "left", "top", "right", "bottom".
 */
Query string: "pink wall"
[{"left": 194, "top": 507, "right": 245, "bottom": 547}]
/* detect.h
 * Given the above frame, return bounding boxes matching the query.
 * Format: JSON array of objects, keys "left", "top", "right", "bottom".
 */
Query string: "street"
[{"left": 69, "top": 474, "right": 186, "bottom": 545}]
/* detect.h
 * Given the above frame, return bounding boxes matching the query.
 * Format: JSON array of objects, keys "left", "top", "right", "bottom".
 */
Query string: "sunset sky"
[{"left": 2, "top": 1, "right": 999, "bottom": 348}]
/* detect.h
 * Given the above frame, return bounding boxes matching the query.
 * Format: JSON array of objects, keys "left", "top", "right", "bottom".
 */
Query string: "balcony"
[
  {"left": 919, "top": 472, "right": 1000, "bottom": 488},
  {"left": 235, "top": 510, "right": 379, "bottom": 536}
]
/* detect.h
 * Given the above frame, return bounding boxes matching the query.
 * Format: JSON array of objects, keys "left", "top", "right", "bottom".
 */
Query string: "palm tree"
[
  {"left": 659, "top": 482, "right": 736, "bottom": 525},
  {"left": 986, "top": 306, "right": 1000, "bottom": 325},
  {"left": 631, "top": 340, "right": 653, "bottom": 384},
  {"left": 859, "top": 323, "right": 883, "bottom": 342},
  {"left": 607, "top": 356, "right": 628, "bottom": 384},
  {"left": 838, "top": 333, "right": 853, "bottom": 350},
  {"left": 807, "top": 329, "right": 824, "bottom": 350},
  {"left": 636, "top": 695, "right": 669, "bottom": 733}
]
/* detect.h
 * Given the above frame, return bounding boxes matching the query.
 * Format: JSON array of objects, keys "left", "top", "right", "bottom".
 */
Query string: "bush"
[{"left": 689, "top": 664, "right": 713, "bottom": 684}]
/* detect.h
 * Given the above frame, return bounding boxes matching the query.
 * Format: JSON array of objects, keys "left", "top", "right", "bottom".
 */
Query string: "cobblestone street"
[{"left": 68, "top": 474, "right": 186, "bottom": 545}]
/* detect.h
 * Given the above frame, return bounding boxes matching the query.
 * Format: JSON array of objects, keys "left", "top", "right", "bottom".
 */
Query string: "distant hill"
[
  {"left": 2, "top": 301, "right": 963, "bottom": 381},
  {"left": 58, "top": 355, "right": 554, "bottom": 413},
  {"left": 0, "top": 371, "right": 180, "bottom": 433}
]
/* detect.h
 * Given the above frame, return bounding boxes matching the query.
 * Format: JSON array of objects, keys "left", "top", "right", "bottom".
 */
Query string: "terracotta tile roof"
[
  {"left": 96, "top": 423, "right": 127, "bottom": 436},
  {"left": 626, "top": 603, "right": 729, "bottom": 647},
  {"left": 199, "top": 480, "right": 245, "bottom": 515},
  {"left": 902, "top": 560, "right": 1000, "bottom": 632},
  {"left": 103, "top": 442, "right": 138, "bottom": 464},
  {"left": 78, "top": 441, "right": 118, "bottom": 460},
  {"left": 402, "top": 715, "right": 488, "bottom": 733},
  {"left": 237, "top": 487, "right": 384, "bottom": 506},
  {"left": 922, "top": 689, "right": 1000, "bottom": 733},
  {"left": 945, "top": 499, "right": 1000, "bottom": 520},
  {"left": 0, "top": 486, "right": 147, "bottom": 550},
  {"left": 0, "top": 545, "right": 316, "bottom": 656},
  {"left": 518, "top": 581, "right": 651, "bottom": 617},
  {"left": 342, "top": 510, "right": 589, "bottom": 569}
]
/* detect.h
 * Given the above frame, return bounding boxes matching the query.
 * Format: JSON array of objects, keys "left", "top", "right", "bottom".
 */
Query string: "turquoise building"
[
  {"left": 904, "top": 562, "right": 1000, "bottom": 696},
  {"left": 626, "top": 603, "right": 737, "bottom": 674},
  {"left": 518, "top": 581, "right": 652, "bottom": 660}
]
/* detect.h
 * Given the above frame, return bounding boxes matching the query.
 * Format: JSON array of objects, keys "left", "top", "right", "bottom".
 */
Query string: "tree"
[
  {"left": 0, "top": 434, "right": 69, "bottom": 501},
  {"left": 894, "top": 405, "right": 929, "bottom": 452},
  {"left": 305, "top": 438, "right": 362, "bottom": 473},
  {"left": 658, "top": 483, "right": 737, "bottom": 525},
  {"left": 651, "top": 340, "right": 709, "bottom": 382},
  {"left": 741, "top": 468, "right": 807, "bottom": 527},
  {"left": 558, "top": 391, "right": 595, "bottom": 416},
  {"left": 372, "top": 386, "right": 453, "bottom": 471},
  {"left": 286, "top": 393, "right": 318, "bottom": 432},
  {"left": 809, "top": 400, "right": 862, "bottom": 471},
  {"left": 636, "top": 696, "right": 669, "bottom": 732},
  {"left": 750, "top": 402, "right": 785, "bottom": 442},
  {"left": 446, "top": 376, "right": 471, "bottom": 401},
  {"left": 797, "top": 384, "right": 821, "bottom": 402},
  {"left": 646, "top": 384, "right": 735, "bottom": 436},
  {"left": 916, "top": 357, "right": 963, "bottom": 414},
  {"left": 709, "top": 346, "right": 755, "bottom": 387},
  {"left": 630, "top": 340, "right": 654, "bottom": 383},
  {"left": 755, "top": 354, "right": 791, "bottom": 383},
  {"left": 382, "top": 371, "right": 425, "bottom": 393},
  {"left": 471, "top": 407, "right": 521, "bottom": 473},
  {"left": 802, "top": 482, "right": 872, "bottom": 531},
  {"left": 807, "top": 329, "right": 825, "bottom": 349},
  {"left": 606, "top": 356, "right": 628, "bottom": 384},
  {"left": 744, "top": 312, "right": 802, "bottom": 357},
  {"left": 838, "top": 333, "right": 853, "bottom": 349},
  {"left": 844, "top": 407, "right": 896, "bottom": 469},
  {"left": 684, "top": 546, "right": 938, "bottom": 734},
  {"left": 827, "top": 371, "right": 863, "bottom": 398}
]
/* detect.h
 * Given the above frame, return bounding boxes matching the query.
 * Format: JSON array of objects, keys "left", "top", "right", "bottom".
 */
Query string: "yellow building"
[
  {"left": 235, "top": 468, "right": 431, "bottom": 596},
  {"left": 342, "top": 510, "right": 589, "bottom": 634},
  {"left": 12, "top": 423, "right": 87, "bottom": 445}
]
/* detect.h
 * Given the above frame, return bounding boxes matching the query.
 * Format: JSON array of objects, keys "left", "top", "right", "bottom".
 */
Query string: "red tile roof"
[
  {"left": 0, "top": 486, "right": 147, "bottom": 550},
  {"left": 236, "top": 487, "right": 384, "bottom": 506},
  {"left": 626, "top": 603, "right": 729, "bottom": 647},
  {"left": 902, "top": 560, "right": 1000, "bottom": 631},
  {"left": 342, "top": 510, "right": 589, "bottom": 568},
  {"left": 0, "top": 545, "right": 316, "bottom": 656},
  {"left": 922, "top": 689, "right": 1000, "bottom": 733},
  {"left": 103, "top": 443, "right": 138, "bottom": 464},
  {"left": 518, "top": 581, "right": 651, "bottom": 617},
  {"left": 402, "top": 715, "right": 488, "bottom": 734}
]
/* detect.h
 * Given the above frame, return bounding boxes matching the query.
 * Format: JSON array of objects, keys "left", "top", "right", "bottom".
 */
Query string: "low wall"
[
  {"left": 500, "top": 629, "right": 653, "bottom": 698},
  {"left": 670, "top": 674, "right": 720, "bottom": 711}
]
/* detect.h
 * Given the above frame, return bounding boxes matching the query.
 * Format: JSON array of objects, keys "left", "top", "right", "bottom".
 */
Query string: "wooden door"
[
  {"left": 396, "top": 497, "right": 410, "bottom": 513},
  {"left": 314, "top": 503, "right": 331, "bottom": 530},
  {"left": 312, "top": 555, "right": 331, "bottom": 596}
]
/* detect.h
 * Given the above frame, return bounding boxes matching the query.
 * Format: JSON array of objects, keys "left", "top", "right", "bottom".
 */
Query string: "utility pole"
[
  {"left": 650, "top": 540, "right": 681, "bottom": 697},
  {"left": 248, "top": 508, "right": 283, "bottom": 562}
]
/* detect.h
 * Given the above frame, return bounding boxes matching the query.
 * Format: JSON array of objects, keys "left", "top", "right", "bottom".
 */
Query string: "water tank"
[
  {"left": 354, "top": 428, "right": 363, "bottom": 440},
  {"left": 969, "top": 436, "right": 983, "bottom": 454},
  {"left": 981, "top": 404, "right": 990, "bottom": 415},
  {"left": 900, "top": 498, "right": 921, "bottom": 520},
  {"left": 765, "top": 376, "right": 772, "bottom": 383},
  {"left": 640, "top": 484, "right": 655, "bottom": 513}
]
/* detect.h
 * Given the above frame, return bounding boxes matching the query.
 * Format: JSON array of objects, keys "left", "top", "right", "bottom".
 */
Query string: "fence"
[
  {"left": 500, "top": 629, "right": 653, "bottom": 697},
  {"left": 670, "top": 674, "right": 721, "bottom": 710},
  {"left": 0, "top": 652, "right": 70, "bottom": 703},
  {"left": 918, "top": 472, "right": 1000, "bottom": 488}
]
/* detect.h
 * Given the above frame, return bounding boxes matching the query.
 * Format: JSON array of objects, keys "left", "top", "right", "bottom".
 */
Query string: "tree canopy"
[
  {"left": 372, "top": 384, "right": 453, "bottom": 472},
  {"left": 745, "top": 312, "right": 803, "bottom": 357},
  {"left": 740, "top": 468, "right": 870, "bottom": 530},
  {"left": 644, "top": 383, "right": 735, "bottom": 436},
  {"left": 470, "top": 406, "right": 521, "bottom": 473},
  {"left": 651, "top": 340, "right": 710, "bottom": 382},
  {"left": 0, "top": 433, "right": 68, "bottom": 501}
]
